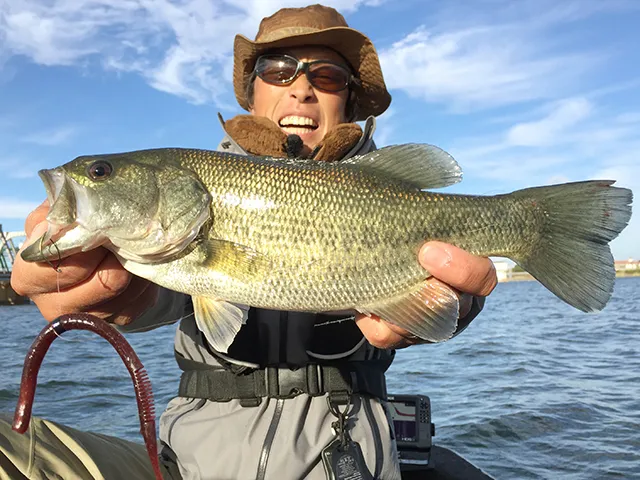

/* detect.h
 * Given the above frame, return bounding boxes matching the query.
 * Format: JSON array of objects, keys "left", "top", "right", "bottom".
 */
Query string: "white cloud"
[
  {"left": 2, "top": 5, "right": 98, "bottom": 65},
  {"left": 0, "top": 161, "right": 37, "bottom": 179},
  {"left": 4, "top": 0, "right": 631, "bottom": 114},
  {"left": 613, "top": 112, "right": 640, "bottom": 124},
  {"left": 453, "top": 100, "right": 640, "bottom": 182},
  {"left": 589, "top": 164, "right": 639, "bottom": 261},
  {"left": 370, "top": 107, "right": 396, "bottom": 146},
  {"left": 0, "top": 197, "right": 40, "bottom": 219},
  {"left": 20, "top": 125, "right": 78, "bottom": 146},
  {"left": 377, "top": 1, "right": 632, "bottom": 112},
  {"left": 0, "top": 0, "right": 377, "bottom": 106},
  {"left": 447, "top": 97, "right": 640, "bottom": 260},
  {"left": 432, "top": 0, "right": 638, "bottom": 29},
  {"left": 380, "top": 26, "right": 583, "bottom": 111},
  {"left": 506, "top": 98, "right": 592, "bottom": 147}
]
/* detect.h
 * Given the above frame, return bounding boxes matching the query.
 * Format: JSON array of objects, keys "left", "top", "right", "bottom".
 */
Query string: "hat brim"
[{"left": 233, "top": 27, "right": 391, "bottom": 120}]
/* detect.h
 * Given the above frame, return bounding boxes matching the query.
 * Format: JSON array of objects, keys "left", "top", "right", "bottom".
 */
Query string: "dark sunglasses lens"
[
  {"left": 256, "top": 56, "right": 298, "bottom": 83},
  {"left": 308, "top": 63, "right": 350, "bottom": 91}
]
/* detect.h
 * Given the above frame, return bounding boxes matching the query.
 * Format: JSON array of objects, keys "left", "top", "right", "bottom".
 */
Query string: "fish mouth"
[
  {"left": 39, "top": 168, "right": 64, "bottom": 205},
  {"left": 21, "top": 169, "right": 102, "bottom": 263},
  {"left": 40, "top": 168, "right": 77, "bottom": 237}
]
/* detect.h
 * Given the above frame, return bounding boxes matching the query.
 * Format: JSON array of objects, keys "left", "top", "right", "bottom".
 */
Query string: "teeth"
[
  {"left": 279, "top": 116, "right": 318, "bottom": 128},
  {"left": 281, "top": 127, "right": 317, "bottom": 136}
]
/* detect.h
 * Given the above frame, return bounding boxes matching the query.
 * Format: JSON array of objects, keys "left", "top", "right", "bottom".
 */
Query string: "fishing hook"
[{"left": 39, "top": 235, "right": 63, "bottom": 272}]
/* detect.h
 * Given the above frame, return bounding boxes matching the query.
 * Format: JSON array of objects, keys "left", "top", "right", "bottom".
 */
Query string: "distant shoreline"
[{"left": 499, "top": 271, "right": 640, "bottom": 283}]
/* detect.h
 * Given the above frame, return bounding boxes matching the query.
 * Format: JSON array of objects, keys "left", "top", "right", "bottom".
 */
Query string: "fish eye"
[{"left": 87, "top": 161, "right": 113, "bottom": 181}]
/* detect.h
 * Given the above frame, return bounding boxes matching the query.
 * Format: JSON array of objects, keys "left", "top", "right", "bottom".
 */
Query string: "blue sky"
[{"left": 0, "top": 0, "right": 638, "bottom": 260}]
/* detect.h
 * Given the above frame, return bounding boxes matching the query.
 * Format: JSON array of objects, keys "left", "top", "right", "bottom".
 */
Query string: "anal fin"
[
  {"left": 358, "top": 281, "right": 460, "bottom": 342},
  {"left": 193, "top": 296, "right": 247, "bottom": 353}
]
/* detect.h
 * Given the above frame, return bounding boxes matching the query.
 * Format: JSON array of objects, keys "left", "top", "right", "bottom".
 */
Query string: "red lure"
[{"left": 12, "top": 313, "right": 163, "bottom": 480}]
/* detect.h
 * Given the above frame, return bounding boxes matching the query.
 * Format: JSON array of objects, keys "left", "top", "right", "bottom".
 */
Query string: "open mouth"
[
  {"left": 40, "top": 169, "right": 65, "bottom": 206},
  {"left": 20, "top": 168, "right": 101, "bottom": 263},
  {"left": 39, "top": 169, "right": 79, "bottom": 227},
  {"left": 278, "top": 115, "right": 318, "bottom": 136}
]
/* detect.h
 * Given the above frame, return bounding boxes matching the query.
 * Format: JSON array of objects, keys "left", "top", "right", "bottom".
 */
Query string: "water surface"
[{"left": 1, "top": 278, "right": 639, "bottom": 479}]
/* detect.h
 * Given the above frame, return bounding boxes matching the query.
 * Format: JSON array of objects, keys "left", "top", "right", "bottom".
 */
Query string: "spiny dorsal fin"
[{"left": 342, "top": 144, "right": 463, "bottom": 190}]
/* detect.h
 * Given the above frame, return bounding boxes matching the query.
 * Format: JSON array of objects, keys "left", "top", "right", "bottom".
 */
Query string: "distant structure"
[
  {"left": 0, "top": 224, "right": 28, "bottom": 305},
  {"left": 492, "top": 259, "right": 534, "bottom": 282},
  {"left": 493, "top": 257, "right": 640, "bottom": 283},
  {"left": 615, "top": 258, "right": 640, "bottom": 275},
  {"left": 493, "top": 260, "right": 513, "bottom": 282}
]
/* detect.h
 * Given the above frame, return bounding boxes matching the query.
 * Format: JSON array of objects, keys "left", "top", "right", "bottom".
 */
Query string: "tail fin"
[{"left": 511, "top": 180, "right": 632, "bottom": 312}]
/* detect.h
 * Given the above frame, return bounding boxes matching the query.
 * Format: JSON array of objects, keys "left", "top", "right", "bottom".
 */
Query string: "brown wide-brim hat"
[{"left": 233, "top": 4, "right": 392, "bottom": 121}]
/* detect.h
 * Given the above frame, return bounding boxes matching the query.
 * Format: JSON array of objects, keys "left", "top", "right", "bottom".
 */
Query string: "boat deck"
[{"left": 401, "top": 446, "right": 494, "bottom": 480}]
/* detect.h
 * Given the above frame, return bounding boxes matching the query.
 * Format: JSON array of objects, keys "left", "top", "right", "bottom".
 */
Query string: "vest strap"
[{"left": 175, "top": 351, "right": 388, "bottom": 407}]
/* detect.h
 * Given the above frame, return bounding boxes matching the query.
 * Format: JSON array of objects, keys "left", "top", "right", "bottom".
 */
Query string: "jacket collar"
[{"left": 215, "top": 112, "right": 378, "bottom": 159}]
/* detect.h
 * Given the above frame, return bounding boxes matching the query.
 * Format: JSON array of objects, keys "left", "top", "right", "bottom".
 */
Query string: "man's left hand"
[{"left": 355, "top": 241, "right": 497, "bottom": 349}]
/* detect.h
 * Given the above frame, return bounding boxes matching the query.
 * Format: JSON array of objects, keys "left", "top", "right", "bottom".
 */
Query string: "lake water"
[{"left": 1, "top": 278, "right": 639, "bottom": 479}]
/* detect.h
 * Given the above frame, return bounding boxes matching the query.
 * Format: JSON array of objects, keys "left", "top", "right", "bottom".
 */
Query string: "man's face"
[{"left": 250, "top": 46, "right": 351, "bottom": 155}]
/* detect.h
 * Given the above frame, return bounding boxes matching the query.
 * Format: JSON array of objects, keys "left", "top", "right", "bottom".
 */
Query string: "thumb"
[
  {"left": 25, "top": 200, "right": 50, "bottom": 237},
  {"left": 418, "top": 241, "right": 497, "bottom": 297}
]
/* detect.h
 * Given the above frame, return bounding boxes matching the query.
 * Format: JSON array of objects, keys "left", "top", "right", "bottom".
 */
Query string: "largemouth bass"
[{"left": 21, "top": 144, "right": 633, "bottom": 352}]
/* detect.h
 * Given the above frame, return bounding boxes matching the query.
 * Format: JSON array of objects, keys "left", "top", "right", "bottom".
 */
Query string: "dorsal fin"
[{"left": 343, "top": 144, "right": 462, "bottom": 189}]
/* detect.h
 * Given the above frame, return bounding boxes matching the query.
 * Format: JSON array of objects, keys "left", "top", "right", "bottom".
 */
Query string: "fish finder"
[{"left": 387, "top": 394, "right": 435, "bottom": 470}]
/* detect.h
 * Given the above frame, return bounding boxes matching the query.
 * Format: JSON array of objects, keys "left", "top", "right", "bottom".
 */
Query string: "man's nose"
[{"left": 288, "top": 75, "right": 315, "bottom": 102}]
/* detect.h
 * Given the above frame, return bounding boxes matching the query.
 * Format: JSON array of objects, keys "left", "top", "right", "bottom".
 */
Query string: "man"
[{"left": 4, "top": 4, "right": 497, "bottom": 479}]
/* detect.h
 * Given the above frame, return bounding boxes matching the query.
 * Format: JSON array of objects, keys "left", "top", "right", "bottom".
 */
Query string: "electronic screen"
[
  {"left": 388, "top": 394, "right": 433, "bottom": 469},
  {"left": 389, "top": 399, "right": 418, "bottom": 442}
]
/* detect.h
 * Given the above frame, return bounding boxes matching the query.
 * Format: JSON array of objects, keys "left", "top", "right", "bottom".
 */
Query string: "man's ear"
[{"left": 344, "top": 89, "right": 359, "bottom": 123}]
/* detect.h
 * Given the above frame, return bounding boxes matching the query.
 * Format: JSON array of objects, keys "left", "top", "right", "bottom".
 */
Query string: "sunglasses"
[{"left": 254, "top": 54, "right": 359, "bottom": 93}]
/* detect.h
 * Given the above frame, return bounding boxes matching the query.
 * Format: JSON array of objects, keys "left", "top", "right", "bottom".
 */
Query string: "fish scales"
[{"left": 145, "top": 149, "right": 540, "bottom": 312}]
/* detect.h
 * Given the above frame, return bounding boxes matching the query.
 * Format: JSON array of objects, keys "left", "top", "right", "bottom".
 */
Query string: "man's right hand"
[{"left": 10, "top": 201, "right": 159, "bottom": 325}]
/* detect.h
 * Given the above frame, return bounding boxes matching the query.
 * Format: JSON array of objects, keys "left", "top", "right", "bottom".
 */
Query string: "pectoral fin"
[
  {"left": 193, "top": 296, "right": 247, "bottom": 353},
  {"left": 203, "top": 239, "right": 272, "bottom": 280},
  {"left": 358, "top": 280, "right": 460, "bottom": 342}
]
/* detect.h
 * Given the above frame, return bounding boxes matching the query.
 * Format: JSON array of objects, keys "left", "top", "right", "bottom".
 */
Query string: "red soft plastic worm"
[{"left": 12, "top": 313, "right": 163, "bottom": 480}]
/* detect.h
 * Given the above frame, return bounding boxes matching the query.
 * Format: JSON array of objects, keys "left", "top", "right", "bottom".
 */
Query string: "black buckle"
[
  {"left": 328, "top": 391, "right": 351, "bottom": 405},
  {"left": 239, "top": 397, "right": 262, "bottom": 407},
  {"left": 263, "top": 365, "right": 323, "bottom": 399}
]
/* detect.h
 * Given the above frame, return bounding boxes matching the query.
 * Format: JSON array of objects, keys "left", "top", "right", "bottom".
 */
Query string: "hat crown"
[{"left": 255, "top": 4, "right": 348, "bottom": 43}]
